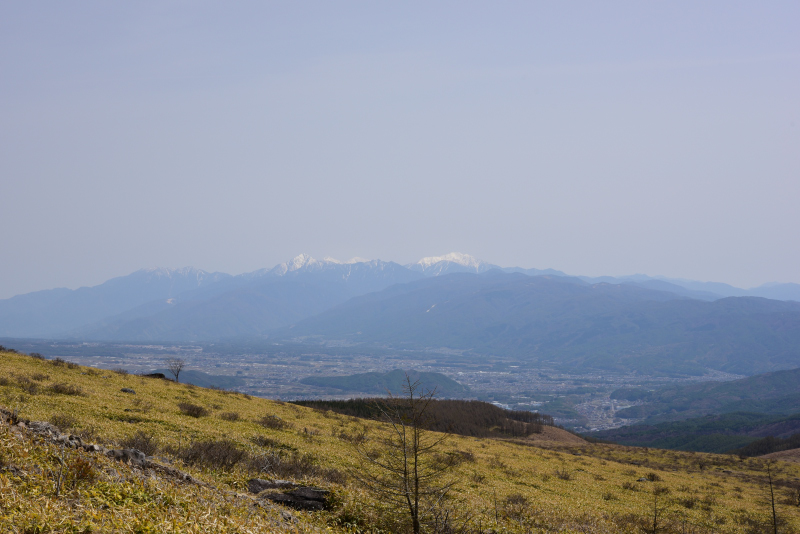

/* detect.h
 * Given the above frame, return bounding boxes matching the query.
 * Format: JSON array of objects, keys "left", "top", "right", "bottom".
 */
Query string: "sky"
[{"left": 1, "top": 2, "right": 798, "bottom": 299}]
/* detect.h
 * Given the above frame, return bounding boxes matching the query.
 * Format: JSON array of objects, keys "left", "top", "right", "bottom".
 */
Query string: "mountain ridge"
[{"left": 2, "top": 252, "right": 799, "bottom": 349}]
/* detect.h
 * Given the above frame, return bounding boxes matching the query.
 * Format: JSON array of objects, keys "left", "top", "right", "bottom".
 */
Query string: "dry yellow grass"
[
  {"left": 2, "top": 349, "right": 799, "bottom": 533},
  {"left": 764, "top": 448, "right": 800, "bottom": 464}
]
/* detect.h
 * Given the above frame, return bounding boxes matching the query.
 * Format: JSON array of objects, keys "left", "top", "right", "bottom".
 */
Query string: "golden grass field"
[{"left": 2, "top": 349, "right": 799, "bottom": 533}]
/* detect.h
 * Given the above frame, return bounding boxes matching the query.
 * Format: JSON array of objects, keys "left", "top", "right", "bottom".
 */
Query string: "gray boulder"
[
  {"left": 247, "top": 478, "right": 297, "bottom": 493},
  {"left": 262, "top": 487, "right": 330, "bottom": 511},
  {"left": 107, "top": 448, "right": 147, "bottom": 466}
]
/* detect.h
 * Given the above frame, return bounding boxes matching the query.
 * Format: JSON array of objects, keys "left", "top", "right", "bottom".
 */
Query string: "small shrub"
[
  {"left": 336, "top": 427, "right": 368, "bottom": 444},
  {"left": 621, "top": 481, "right": 638, "bottom": 491},
  {"left": 471, "top": 472, "right": 486, "bottom": 483},
  {"left": 701, "top": 494, "right": 717, "bottom": 510},
  {"left": 50, "top": 413, "right": 78, "bottom": 431},
  {"left": 131, "top": 397, "right": 153, "bottom": 412},
  {"left": 257, "top": 414, "right": 291, "bottom": 430},
  {"left": 678, "top": 496, "right": 698, "bottom": 509},
  {"left": 17, "top": 377, "right": 39, "bottom": 395},
  {"left": 30, "top": 373, "right": 49, "bottom": 381},
  {"left": 555, "top": 467, "right": 573, "bottom": 481},
  {"left": 113, "top": 368, "right": 129, "bottom": 375},
  {"left": 120, "top": 431, "right": 159, "bottom": 456},
  {"left": 219, "top": 412, "right": 240, "bottom": 421},
  {"left": 645, "top": 471, "right": 662, "bottom": 482},
  {"left": 67, "top": 456, "right": 97, "bottom": 487},
  {"left": 177, "top": 402, "right": 209, "bottom": 418},
  {"left": 455, "top": 450, "right": 475, "bottom": 463},
  {"left": 250, "top": 435, "right": 295, "bottom": 450},
  {"left": 602, "top": 492, "right": 617, "bottom": 501},
  {"left": 74, "top": 425, "right": 97, "bottom": 442},
  {"left": 29, "top": 352, "right": 46, "bottom": 360},
  {"left": 300, "top": 427, "right": 320, "bottom": 441},
  {"left": 177, "top": 439, "right": 246, "bottom": 470},
  {"left": 0, "top": 377, "right": 9, "bottom": 387},
  {"left": 503, "top": 493, "right": 528, "bottom": 521},
  {"left": 505, "top": 493, "right": 528, "bottom": 506},
  {"left": 48, "top": 383, "right": 84, "bottom": 396},
  {"left": 50, "top": 358, "right": 78, "bottom": 369},
  {"left": 248, "top": 450, "right": 345, "bottom": 484},
  {"left": 488, "top": 455, "right": 506, "bottom": 469}
]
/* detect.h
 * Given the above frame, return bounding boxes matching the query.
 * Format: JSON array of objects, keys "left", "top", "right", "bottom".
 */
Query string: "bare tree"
[
  {"left": 350, "top": 374, "right": 459, "bottom": 534},
  {"left": 166, "top": 358, "right": 185, "bottom": 383}
]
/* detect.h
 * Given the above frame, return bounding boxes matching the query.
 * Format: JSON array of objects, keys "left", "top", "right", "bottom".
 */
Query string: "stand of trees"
[
  {"left": 732, "top": 433, "right": 800, "bottom": 458},
  {"left": 295, "top": 398, "right": 555, "bottom": 438}
]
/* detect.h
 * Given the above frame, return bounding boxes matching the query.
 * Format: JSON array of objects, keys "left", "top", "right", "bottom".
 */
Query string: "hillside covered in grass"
[{"left": 3, "top": 348, "right": 800, "bottom": 533}]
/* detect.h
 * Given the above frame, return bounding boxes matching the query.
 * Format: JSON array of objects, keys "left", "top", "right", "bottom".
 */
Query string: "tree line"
[{"left": 294, "top": 398, "right": 555, "bottom": 438}]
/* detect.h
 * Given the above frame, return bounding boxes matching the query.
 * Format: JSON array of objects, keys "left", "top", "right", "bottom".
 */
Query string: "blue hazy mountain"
[
  {"left": 73, "top": 255, "right": 423, "bottom": 341},
  {"left": 1, "top": 252, "right": 798, "bottom": 347},
  {"left": 585, "top": 276, "right": 800, "bottom": 302},
  {"left": 280, "top": 271, "right": 800, "bottom": 376},
  {"left": 0, "top": 268, "right": 230, "bottom": 337}
]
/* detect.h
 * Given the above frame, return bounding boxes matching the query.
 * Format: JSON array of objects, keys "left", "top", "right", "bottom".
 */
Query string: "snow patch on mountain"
[
  {"left": 269, "top": 254, "right": 320, "bottom": 275},
  {"left": 416, "top": 253, "right": 484, "bottom": 269},
  {"left": 410, "top": 253, "right": 498, "bottom": 275}
]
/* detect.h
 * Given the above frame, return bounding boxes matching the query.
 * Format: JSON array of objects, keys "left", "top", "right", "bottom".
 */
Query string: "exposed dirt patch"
[
  {"left": 763, "top": 447, "right": 800, "bottom": 464},
  {"left": 521, "top": 425, "right": 588, "bottom": 446}
]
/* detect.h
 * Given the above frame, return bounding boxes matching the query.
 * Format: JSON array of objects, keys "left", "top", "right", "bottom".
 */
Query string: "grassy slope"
[{"left": 3, "top": 350, "right": 800, "bottom": 533}]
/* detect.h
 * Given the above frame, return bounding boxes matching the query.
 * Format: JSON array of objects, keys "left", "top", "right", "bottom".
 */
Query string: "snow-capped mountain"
[
  {"left": 408, "top": 252, "right": 500, "bottom": 276},
  {"left": 262, "top": 253, "right": 321, "bottom": 275},
  {"left": 5, "top": 251, "right": 800, "bottom": 343}
]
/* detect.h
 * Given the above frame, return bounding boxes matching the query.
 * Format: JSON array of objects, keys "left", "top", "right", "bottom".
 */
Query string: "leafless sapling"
[{"left": 350, "top": 374, "right": 459, "bottom": 534}]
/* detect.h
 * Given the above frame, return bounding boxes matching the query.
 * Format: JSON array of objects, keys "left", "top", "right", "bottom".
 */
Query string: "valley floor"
[
  {"left": 2, "top": 349, "right": 800, "bottom": 533},
  {"left": 3, "top": 339, "right": 746, "bottom": 432}
]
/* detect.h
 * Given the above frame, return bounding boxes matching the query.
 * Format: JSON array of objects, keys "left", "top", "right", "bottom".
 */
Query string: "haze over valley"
[
  {"left": 3, "top": 252, "right": 798, "bottom": 434},
  {"left": 3, "top": 5, "right": 800, "bottom": 531}
]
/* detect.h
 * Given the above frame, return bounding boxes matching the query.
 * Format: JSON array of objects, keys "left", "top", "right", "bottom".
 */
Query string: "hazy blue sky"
[{"left": 1, "top": 2, "right": 798, "bottom": 298}]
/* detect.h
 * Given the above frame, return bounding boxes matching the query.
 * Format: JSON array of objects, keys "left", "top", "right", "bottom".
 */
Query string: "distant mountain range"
[
  {"left": 282, "top": 272, "right": 800, "bottom": 375},
  {"left": 1, "top": 253, "right": 799, "bottom": 377},
  {"left": 0, "top": 267, "right": 230, "bottom": 338}
]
